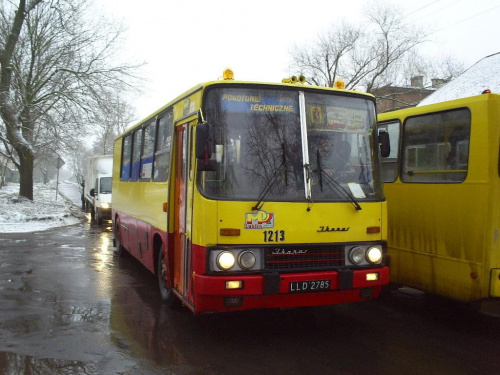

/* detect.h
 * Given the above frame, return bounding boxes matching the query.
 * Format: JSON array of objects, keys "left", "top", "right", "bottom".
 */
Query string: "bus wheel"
[
  {"left": 114, "top": 219, "right": 125, "bottom": 257},
  {"left": 157, "top": 245, "right": 178, "bottom": 306}
]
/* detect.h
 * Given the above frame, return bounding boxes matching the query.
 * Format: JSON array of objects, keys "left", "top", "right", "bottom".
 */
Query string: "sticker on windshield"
[
  {"left": 245, "top": 210, "right": 275, "bottom": 229},
  {"left": 327, "top": 106, "right": 367, "bottom": 132},
  {"left": 348, "top": 183, "right": 366, "bottom": 199}
]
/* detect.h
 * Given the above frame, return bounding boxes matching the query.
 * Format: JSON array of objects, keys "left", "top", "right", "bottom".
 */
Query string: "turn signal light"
[
  {"left": 366, "top": 226, "right": 380, "bottom": 234},
  {"left": 220, "top": 228, "right": 240, "bottom": 236},
  {"left": 366, "top": 273, "right": 379, "bottom": 281}
]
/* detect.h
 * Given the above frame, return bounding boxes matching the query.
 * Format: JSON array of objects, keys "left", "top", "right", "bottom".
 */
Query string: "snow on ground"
[{"left": 0, "top": 182, "right": 86, "bottom": 233}]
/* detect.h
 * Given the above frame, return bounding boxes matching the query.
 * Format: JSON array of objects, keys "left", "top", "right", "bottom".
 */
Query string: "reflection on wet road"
[{"left": 1, "top": 222, "right": 500, "bottom": 374}]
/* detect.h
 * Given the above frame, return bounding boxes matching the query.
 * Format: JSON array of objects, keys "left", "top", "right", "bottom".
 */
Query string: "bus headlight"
[
  {"left": 217, "top": 251, "right": 236, "bottom": 271},
  {"left": 349, "top": 246, "right": 365, "bottom": 265},
  {"left": 238, "top": 251, "right": 257, "bottom": 270},
  {"left": 366, "top": 246, "right": 382, "bottom": 264},
  {"left": 210, "top": 248, "right": 263, "bottom": 272}
]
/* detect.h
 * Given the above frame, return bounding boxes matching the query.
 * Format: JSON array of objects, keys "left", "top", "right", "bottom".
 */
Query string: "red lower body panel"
[{"left": 191, "top": 267, "right": 389, "bottom": 314}]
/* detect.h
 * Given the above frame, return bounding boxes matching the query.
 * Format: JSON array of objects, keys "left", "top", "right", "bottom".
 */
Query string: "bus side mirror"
[
  {"left": 196, "top": 123, "right": 217, "bottom": 172},
  {"left": 196, "top": 122, "right": 213, "bottom": 160},
  {"left": 379, "top": 130, "right": 391, "bottom": 158}
]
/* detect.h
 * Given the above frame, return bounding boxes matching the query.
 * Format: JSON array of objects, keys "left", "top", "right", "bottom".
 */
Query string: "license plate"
[{"left": 289, "top": 279, "right": 331, "bottom": 293}]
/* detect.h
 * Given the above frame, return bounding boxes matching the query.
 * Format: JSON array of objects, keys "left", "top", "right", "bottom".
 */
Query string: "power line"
[
  {"left": 435, "top": 3, "right": 500, "bottom": 32},
  {"left": 403, "top": 0, "right": 444, "bottom": 19},
  {"left": 415, "top": 0, "right": 465, "bottom": 21}
]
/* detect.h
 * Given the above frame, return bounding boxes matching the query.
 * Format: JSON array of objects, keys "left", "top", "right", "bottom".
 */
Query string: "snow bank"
[{"left": 0, "top": 183, "right": 84, "bottom": 233}]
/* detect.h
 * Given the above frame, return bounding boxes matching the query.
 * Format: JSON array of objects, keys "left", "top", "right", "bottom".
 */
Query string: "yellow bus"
[
  {"left": 377, "top": 92, "right": 500, "bottom": 303},
  {"left": 112, "top": 69, "right": 389, "bottom": 314}
]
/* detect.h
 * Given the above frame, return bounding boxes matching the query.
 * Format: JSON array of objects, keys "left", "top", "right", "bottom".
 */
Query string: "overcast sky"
[{"left": 95, "top": 0, "right": 500, "bottom": 122}]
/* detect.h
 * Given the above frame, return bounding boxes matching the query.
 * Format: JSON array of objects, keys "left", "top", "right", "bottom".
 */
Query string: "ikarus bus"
[
  {"left": 112, "top": 69, "right": 389, "bottom": 314},
  {"left": 378, "top": 91, "right": 500, "bottom": 304}
]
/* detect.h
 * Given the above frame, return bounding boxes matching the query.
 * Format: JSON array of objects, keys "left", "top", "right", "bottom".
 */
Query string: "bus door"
[{"left": 173, "top": 124, "right": 189, "bottom": 296}]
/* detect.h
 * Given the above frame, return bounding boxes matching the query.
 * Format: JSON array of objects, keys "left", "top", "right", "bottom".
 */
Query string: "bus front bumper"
[{"left": 191, "top": 267, "right": 390, "bottom": 314}]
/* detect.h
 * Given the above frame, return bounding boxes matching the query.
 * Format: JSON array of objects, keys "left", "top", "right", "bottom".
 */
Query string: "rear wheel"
[{"left": 157, "top": 245, "right": 178, "bottom": 306}]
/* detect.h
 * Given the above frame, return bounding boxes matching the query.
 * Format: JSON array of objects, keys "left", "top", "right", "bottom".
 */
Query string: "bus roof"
[
  {"left": 123, "top": 79, "right": 375, "bottom": 136},
  {"left": 378, "top": 92, "right": 500, "bottom": 122}
]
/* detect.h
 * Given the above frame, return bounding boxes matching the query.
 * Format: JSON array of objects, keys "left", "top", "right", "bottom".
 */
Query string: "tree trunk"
[
  {"left": 18, "top": 146, "right": 34, "bottom": 200},
  {"left": 0, "top": 163, "right": 6, "bottom": 187}
]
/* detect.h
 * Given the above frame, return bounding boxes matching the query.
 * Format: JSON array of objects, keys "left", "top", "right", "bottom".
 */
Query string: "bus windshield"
[{"left": 200, "top": 87, "right": 382, "bottom": 202}]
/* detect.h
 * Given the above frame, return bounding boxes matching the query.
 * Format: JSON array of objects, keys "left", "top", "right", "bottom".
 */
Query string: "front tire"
[
  {"left": 157, "top": 245, "right": 178, "bottom": 306},
  {"left": 90, "top": 204, "right": 95, "bottom": 222},
  {"left": 96, "top": 209, "right": 103, "bottom": 225}
]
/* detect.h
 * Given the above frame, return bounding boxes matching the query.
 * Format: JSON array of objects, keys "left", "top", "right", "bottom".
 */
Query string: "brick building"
[{"left": 371, "top": 76, "right": 449, "bottom": 113}]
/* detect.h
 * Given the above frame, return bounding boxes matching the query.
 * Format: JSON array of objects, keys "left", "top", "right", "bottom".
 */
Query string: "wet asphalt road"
[{"left": 1, "top": 193, "right": 500, "bottom": 374}]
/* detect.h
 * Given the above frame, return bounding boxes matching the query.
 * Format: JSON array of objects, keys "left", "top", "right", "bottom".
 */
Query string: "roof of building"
[
  {"left": 418, "top": 52, "right": 500, "bottom": 106},
  {"left": 373, "top": 85, "right": 435, "bottom": 94}
]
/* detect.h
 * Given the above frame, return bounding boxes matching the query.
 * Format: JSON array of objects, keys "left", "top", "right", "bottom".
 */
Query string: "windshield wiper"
[
  {"left": 252, "top": 144, "right": 287, "bottom": 211},
  {"left": 315, "top": 150, "right": 362, "bottom": 211}
]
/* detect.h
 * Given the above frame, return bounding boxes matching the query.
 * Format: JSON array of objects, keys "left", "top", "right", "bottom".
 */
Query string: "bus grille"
[{"left": 264, "top": 245, "right": 345, "bottom": 271}]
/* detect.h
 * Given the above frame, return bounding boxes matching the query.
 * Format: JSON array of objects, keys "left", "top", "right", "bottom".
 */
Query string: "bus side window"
[
  {"left": 378, "top": 121, "right": 400, "bottom": 182},
  {"left": 131, "top": 129, "right": 143, "bottom": 181},
  {"left": 401, "top": 108, "right": 471, "bottom": 183},
  {"left": 154, "top": 111, "right": 174, "bottom": 182},
  {"left": 121, "top": 134, "right": 132, "bottom": 181},
  {"left": 140, "top": 120, "right": 156, "bottom": 180}
]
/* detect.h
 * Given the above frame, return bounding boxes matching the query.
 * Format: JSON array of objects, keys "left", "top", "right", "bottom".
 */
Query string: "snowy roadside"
[{"left": 0, "top": 182, "right": 87, "bottom": 233}]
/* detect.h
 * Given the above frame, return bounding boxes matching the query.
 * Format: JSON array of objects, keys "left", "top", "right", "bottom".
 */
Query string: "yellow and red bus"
[
  {"left": 378, "top": 92, "right": 500, "bottom": 303},
  {"left": 112, "top": 70, "right": 389, "bottom": 314}
]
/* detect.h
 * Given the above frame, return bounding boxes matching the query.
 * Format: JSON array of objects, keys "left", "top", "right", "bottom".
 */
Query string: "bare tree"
[
  {"left": 90, "top": 88, "right": 136, "bottom": 155},
  {"left": 0, "top": 0, "right": 139, "bottom": 200},
  {"left": 401, "top": 50, "right": 465, "bottom": 87},
  {"left": 65, "top": 139, "right": 92, "bottom": 188},
  {"left": 0, "top": 124, "right": 15, "bottom": 186},
  {"left": 0, "top": 0, "right": 43, "bottom": 198},
  {"left": 291, "top": 21, "right": 362, "bottom": 87},
  {"left": 289, "top": 2, "right": 428, "bottom": 91}
]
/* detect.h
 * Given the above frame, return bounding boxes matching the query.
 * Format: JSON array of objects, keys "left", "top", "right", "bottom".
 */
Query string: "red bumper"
[{"left": 192, "top": 267, "right": 390, "bottom": 314}]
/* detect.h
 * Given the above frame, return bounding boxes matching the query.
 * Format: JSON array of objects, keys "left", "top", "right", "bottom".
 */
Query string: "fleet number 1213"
[{"left": 263, "top": 230, "right": 285, "bottom": 242}]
